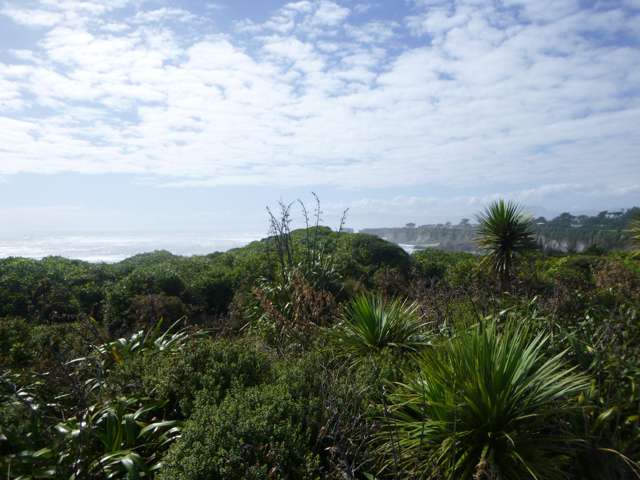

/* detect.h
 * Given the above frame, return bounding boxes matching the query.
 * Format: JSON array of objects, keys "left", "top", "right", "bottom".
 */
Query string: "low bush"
[
  {"left": 0, "top": 317, "right": 35, "bottom": 366},
  {"left": 144, "top": 338, "right": 273, "bottom": 417},
  {"left": 159, "top": 382, "right": 321, "bottom": 480}
]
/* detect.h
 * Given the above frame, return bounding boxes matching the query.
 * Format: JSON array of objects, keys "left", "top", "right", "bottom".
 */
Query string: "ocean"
[{"left": 0, "top": 232, "right": 261, "bottom": 263}]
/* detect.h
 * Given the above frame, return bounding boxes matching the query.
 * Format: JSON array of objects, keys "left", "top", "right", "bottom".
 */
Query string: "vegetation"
[
  {"left": 476, "top": 199, "right": 536, "bottom": 287},
  {"left": 362, "top": 207, "right": 639, "bottom": 254},
  {"left": 383, "top": 320, "right": 588, "bottom": 479},
  {"left": 1, "top": 199, "right": 639, "bottom": 479},
  {"left": 631, "top": 213, "right": 640, "bottom": 254},
  {"left": 333, "top": 294, "right": 427, "bottom": 356}
]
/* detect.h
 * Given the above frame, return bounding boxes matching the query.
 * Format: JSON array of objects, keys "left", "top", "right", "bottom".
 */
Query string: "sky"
[{"left": 0, "top": 0, "right": 639, "bottom": 236}]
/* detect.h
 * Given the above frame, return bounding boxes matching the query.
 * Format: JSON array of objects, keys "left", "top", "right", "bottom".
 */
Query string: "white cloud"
[
  {"left": 308, "top": 0, "right": 350, "bottom": 26},
  {"left": 346, "top": 21, "right": 397, "bottom": 43},
  {"left": 0, "top": 0, "right": 637, "bottom": 198},
  {"left": 284, "top": 1, "right": 314, "bottom": 14},
  {"left": 8, "top": 49, "right": 39, "bottom": 62},
  {"left": 131, "top": 8, "right": 198, "bottom": 24},
  {"left": 331, "top": 183, "right": 640, "bottom": 226},
  {"left": 0, "top": 7, "right": 62, "bottom": 26}
]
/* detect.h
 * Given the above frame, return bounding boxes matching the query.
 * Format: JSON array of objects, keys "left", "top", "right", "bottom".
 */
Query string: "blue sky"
[{"left": 0, "top": 0, "right": 639, "bottom": 234}]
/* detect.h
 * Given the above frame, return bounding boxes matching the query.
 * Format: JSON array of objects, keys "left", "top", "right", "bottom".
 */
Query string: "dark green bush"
[
  {"left": 349, "top": 234, "right": 411, "bottom": 279},
  {"left": 144, "top": 338, "right": 273, "bottom": 417},
  {"left": 544, "top": 255, "right": 600, "bottom": 289},
  {"left": 560, "top": 303, "right": 640, "bottom": 478},
  {"left": 159, "top": 382, "right": 321, "bottom": 480},
  {"left": 190, "top": 269, "right": 235, "bottom": 314},
  {"left": 412, "top": 249, "right": 476, "bottom": 284},
  {"left": 0, "top": 317, "right": 35, "bottom": 366},
  {"left": 0, "top": 257, "right": 113, "bottom": 323}
]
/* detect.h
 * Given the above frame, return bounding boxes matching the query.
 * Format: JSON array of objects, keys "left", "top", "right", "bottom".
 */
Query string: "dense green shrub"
[
  {"left": 559, "top": 303, "right": 640, "bottom": 478},
  {"left": 1, "top": 225, "right": 639, "bottom": 479},
  {"left": 0, "top": 317, "right": 35, "bottom": 366},
  {"left": 0, "top": 257, "right": 113, "bottom": 323},
  {"left": 0, "top": 319, "right": 92, "bottom": 368},
  {"left": 104, "top": 259, "right": 240, "bottom": 333},
  {"left": 0, "top": 371, "right": 57, "bottom": 477},
  {"left": 159, "top": 382, "right": 321, "bottom": 480},
  {"left": 104, "top": 266, "right": 188, "bottom": 332},
  {"left": 349, "top": 234, "right": 412, "bottom": 279},
  {"left": 144, "top": 338, "right": 273, "bottom": 417},
  {"left": 158, "top": 346, "right": 405, "bottom": 480},
  {"left": 412, "top": 249, "right": 476, "bottom": 283},
  {"left": 544, "top": 255, "right": 600, "bottom": 289},
  {"left": 190, "top": 268, "right": 235, "bottom": 314},
  {"left": 275, "top": 350, "right": 401, "bottom": 479}
]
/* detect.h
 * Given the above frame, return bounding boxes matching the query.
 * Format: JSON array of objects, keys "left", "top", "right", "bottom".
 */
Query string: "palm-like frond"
[
  {"left": 476, "top": 199, "right": 536, "bottom": 283},
  {"left": 382, "top": 321, "right": 589, "bottom": 479},
  {"left": 333, "top": 294, "right": 428, "bottom": 355}
]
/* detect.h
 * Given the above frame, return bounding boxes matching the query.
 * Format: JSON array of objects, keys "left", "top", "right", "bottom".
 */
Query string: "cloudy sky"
[{"left": 0, "top": 0, "right": 639, "bottom": 234}]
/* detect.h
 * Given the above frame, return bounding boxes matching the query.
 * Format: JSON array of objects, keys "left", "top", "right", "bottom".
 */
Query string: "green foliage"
[
  {"left": 630, "top": 214, "right": 640, "bottom": 254},
  {"left": 103, "top": 318, "right": 191, "bottom": 359},
  {"left": 158, "top": 346, "right": 404, "bottom": 480},
  {"left": 159, "top": 381, "right": 321, "bottom": 480},
  {"left": 1, "top": 321, "right": 192, "bottom": 479},
  {"left": 349, "top": 234, "right": 412, "bottom": 280},
  {"left": 0, "top": 319, "right": 92, "bottom": 369},
  {"left": 333, "top": 294, "right": 428, "bottom": 356},
  {"left": 1, "top": 216, "right": 639, "bottom": 479},
  {"left": 382, "top": 320, "right": 589, "bottom": 479},
  {"left": 104, "top": 265, "right": 188, "bottom": 333},
  {"left": 0, "top": 318, "right": 35, "bottom": 366},
  {"left": 246, "top": 266, "right": 340, "bottom": 354},
  {"left": 558, "top": 303, "right": 640, "bottom": 478},
  {"left": 145, "top": 338, "right": 273, "bottom": 417},
  {"left": 412, "top": 249, "right": 478, "bottom": 286},
  {"left": 0, "top": 257, "right": 107, "bottom": 323},
  {"left": 476, "top": 199, "right": 537, "bottom": 286},
  {"left": 2, "top": 394, "right": 180, "bottom": 479},
  {"left": 0, "top": 371, "right": 55, "bottom": 475},
  {"left": 104, "top": 258, "right": 239, "bottom": 334},
  {"left": 544, "top": 255, "right": 599, "bottom": 288},
  {"left": 53, "top": 396, "right": 180, "bottom": 479}
]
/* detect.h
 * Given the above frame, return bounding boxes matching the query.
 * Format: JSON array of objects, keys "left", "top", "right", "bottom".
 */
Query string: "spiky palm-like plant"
[
  {"left": 334, "top": 294, "right": 428, "bottom": 355},
  {"left": 382, "top": 321, "right": 589, "bottom": 479},
  {"left": 476, "top": 199, "right": 536, "bottom": 288}
]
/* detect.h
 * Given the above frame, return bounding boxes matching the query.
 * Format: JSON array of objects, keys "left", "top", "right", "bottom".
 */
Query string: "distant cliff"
[
  {"left": 360, "top": 224, "right": 477, "bottom": 252},
  {"left": 360, "top": 208, "right": 638, "bottom": 253}
]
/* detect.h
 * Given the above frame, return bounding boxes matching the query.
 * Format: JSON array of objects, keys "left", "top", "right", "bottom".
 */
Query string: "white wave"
[{"left": 0, "top": 232, "right": 262, "bottom": 263}]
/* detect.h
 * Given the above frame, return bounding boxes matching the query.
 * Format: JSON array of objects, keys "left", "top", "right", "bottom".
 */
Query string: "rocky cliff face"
[
  {"left": 536, "top": 235, "right": 589, "bottom": 253},
  {"left": 360, "top": 226, "right": 476, "bottom": 252},
  {"left": 360, "top": 225, "right": 630, "bottom": 253}
]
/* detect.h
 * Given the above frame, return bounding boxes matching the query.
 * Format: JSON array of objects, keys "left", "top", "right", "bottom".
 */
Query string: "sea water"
[{"left": 0, "top": 232, "right": 260, "bottom": 263}]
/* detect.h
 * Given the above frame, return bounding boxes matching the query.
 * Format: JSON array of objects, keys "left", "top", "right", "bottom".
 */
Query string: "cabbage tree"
[{"left": 476, "top": 199, "right": 536, "bottom": 289}]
